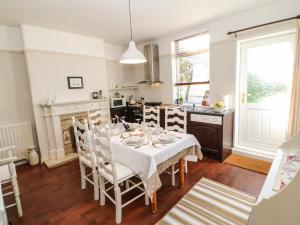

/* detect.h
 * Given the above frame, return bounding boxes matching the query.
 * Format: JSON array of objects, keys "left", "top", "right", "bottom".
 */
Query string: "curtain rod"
[{"left": 227, "top": 15, "right": 300, "bottom": 35}]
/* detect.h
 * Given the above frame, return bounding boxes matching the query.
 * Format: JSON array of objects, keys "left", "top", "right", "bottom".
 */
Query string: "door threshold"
[{"left": 232, "top": 146, "right": 276, "bottom": 162}]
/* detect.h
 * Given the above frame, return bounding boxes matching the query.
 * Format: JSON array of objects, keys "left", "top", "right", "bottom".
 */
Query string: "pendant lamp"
[{"left": 119, "top": 0, "right": 147, "bottom": 64}]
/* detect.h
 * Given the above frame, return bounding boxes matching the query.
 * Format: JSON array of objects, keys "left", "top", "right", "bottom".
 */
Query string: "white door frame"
[{"left": 233, "top": 31, "right": 295, "bottom": 161}]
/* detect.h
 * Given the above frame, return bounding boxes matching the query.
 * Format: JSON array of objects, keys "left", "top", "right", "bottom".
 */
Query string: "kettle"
[{"left": 129, "top": 95, "right": 136, "bottom": 105}]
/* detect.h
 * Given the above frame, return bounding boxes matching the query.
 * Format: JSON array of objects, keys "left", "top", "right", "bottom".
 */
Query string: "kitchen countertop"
[
  {"left": 187, "top": 108, "right": 234, "bottom": 116},
  {"left": 126, "top": 103, "right": 233, "bottom": 116}
]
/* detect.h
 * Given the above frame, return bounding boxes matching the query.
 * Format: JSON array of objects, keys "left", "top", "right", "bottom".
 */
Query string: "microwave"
[{"left": 110, "top": 97, "right": 126, "bottom": 108}]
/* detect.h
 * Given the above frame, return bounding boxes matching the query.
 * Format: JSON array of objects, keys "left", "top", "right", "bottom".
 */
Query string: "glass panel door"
[{"left": 238, "top": 33, "right": 294, "bottom": 152}]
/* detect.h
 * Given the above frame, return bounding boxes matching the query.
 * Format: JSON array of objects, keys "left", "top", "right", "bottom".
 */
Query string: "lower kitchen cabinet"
[
  {"left": 110, "top": 107, "right": 128, "bottom": 121},
  {"left": 127, "top": 106, "right": 143, "bottom": 123},
  {"left": 187, "top": 112, "right": 234, "bottom": 162}
]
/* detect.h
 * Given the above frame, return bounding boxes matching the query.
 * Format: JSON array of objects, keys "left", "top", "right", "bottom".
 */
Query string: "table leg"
[
  {"left": 179, "top": 158, "right": 185, "bottom": 188},
  {"left": 151, "top": 192, "right": 158, "bottom": 213}
]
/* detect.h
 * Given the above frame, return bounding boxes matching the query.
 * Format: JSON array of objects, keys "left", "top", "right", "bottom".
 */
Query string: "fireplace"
[
  {"left": 41, "top": 99, "right": 109, "bottom": 164},
  {"left": 60, "top": 112, "right": 88, "bottom": 155}
]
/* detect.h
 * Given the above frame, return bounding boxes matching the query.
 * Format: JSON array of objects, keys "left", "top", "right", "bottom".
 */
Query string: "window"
[{"left": 175, "top": 33, "right": 210, "bottom": 104}]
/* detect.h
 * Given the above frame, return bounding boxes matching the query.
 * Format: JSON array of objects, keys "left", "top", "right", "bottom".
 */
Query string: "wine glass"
[
  {"left": 155, "top": 124, "right": 162, "bottom": 136},
  {"left": 136, "top": 118, "right": 141, "bottom": 126}
]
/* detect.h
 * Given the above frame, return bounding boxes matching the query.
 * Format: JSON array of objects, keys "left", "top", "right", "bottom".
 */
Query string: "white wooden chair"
[
  {"left": 0, "top": 146, "right": 22, "bottom": 217},
  {"left": 72, "top": 117, "right": 99, "bottom": 200},
  {"left": 143, "top": 105, "right": 160, "bottom": 127},
  {"left": 165, "top": 107, "right": 191, "bottom": 186},
  {"left": 91, "top": 126, "right": 149, "bottom": 224},
  {"left": 88, "top": 106, "right": 111, "bottom": 127}
]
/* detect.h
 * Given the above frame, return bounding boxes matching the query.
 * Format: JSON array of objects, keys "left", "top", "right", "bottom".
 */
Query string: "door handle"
[{"left": 241, "top": 93, "right": 252, "bottom": 104}]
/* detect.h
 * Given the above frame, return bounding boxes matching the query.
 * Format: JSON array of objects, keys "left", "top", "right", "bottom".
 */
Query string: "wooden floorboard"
[{"left": 7, "top": 158, "right": 266, "bottom": 225}]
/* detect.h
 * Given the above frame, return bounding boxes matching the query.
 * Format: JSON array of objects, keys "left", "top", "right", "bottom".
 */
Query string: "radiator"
[{"left": 0, "top": 122, "right": 35, "bottom": 160}]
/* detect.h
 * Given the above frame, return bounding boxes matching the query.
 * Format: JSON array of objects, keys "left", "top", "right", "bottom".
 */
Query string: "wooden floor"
[{"left": 7, "top": 158, "right": 266, "bottom": 225}]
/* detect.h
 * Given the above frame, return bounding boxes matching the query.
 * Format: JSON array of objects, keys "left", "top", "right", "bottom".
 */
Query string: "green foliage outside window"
[
  {"left": 178, "top": 59, "right": 193, "bottom": 101},
  {"left": 247, "top": 73, "right": 288, "bottom": 103}
]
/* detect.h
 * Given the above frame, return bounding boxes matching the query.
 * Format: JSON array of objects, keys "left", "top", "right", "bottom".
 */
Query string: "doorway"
[{"left": 235, "top": 32, "right": 295, "bottom": 157}]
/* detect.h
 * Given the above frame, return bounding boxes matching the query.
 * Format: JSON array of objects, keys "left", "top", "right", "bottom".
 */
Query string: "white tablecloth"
[{"left": 111, "top": 131, "right": 202, "bottom": 195}]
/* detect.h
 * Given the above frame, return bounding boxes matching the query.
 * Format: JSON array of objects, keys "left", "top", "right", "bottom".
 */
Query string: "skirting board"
[
  {"left": 232, "top": 146, "right": 276, "bottom": 162},
  {"left": 44, "top": 153, "right": 78, "bottom": 169}
]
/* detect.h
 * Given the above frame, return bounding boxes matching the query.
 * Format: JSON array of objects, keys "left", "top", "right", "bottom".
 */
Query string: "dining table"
[{"left": 110, "top": 129, "right": 203, "bottom": 213}]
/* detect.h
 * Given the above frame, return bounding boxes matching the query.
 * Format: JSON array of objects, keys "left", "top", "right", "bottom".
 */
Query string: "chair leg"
[
  {"left": 8, "top": 163, "right": 22, "bottom": 217},
  {"left": 11, "top": 177, "right": 22, "bottom": 217},
  {"left": 171, "top": 164, "right": 176, "bottom": 186},
  {"left": 99, "top": 176, "right": 106, "bottom": 206},
  {"left": 92, "top": 169, "right": 99, "bottom": 200},
  {"left": 79, "top": 161, "right": 86, "bottom": 189},
  {"left": 114, "top": 186, "right": 122, "bottom": 224},
  {"left": 184, "top": 159, "right": 188, "bottom": 174},
  {"left": 125, "top": 180, "right": 130, "bottom": 189},
  {"left": 144, "top": 190, "right": 149, "bottom": 206}
]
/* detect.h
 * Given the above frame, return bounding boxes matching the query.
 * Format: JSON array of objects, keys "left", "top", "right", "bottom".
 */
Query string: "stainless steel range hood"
[{"left": 138, "top": 43, "right": 162, "bottom": 84}]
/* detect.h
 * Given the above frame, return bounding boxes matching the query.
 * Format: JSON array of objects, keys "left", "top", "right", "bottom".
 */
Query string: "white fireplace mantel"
[
  {"left": 41, "top": 98, "right": 108, "bottom": 117},
  {"left": 41, "top": 98, "right": 109, "bottom": 161}
]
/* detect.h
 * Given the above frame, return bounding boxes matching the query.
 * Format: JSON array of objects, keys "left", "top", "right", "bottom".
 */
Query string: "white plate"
[
  {"left": 123, "top": 136, "right": 146, "bottom": 146},
  {"left": 158, "top": 134, "right": 175, "bottom": 143}
]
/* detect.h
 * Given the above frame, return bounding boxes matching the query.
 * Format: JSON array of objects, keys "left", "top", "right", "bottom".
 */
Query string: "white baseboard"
[{"left": 232, "top": 146, "right": 276, "bottom": 162}]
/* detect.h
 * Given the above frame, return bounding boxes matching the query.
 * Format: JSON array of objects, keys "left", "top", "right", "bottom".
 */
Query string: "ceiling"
[{"left": 0, "top": 0, "right": 274, "bottom": 44}]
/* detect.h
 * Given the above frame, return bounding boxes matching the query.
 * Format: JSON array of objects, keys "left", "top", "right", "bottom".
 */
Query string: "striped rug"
[{"left": 156, "top": 178, "right": 256, "bottom": 225}]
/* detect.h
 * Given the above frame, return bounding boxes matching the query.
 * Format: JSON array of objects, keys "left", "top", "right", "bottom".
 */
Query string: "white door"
[{"left": 237, "top": 33, "right": 294, "bottom": 153}]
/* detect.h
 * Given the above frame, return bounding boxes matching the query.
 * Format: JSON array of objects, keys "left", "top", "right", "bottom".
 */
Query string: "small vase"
[{"left": 25, "top": 147, "right": 39, "bottom": 166}]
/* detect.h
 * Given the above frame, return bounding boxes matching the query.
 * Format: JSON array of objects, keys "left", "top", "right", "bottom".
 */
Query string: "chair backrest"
[
  {"left": 90, "top": 126, "right": 118, "bottom": 186},
  {"left": 251, "top": 131, "right": 300, "bottom": 225},
  {"left": 72, "top": 117, "right": 96, "bottom": 168},
  {"left": 143, "top": 105, "right": 160, "bottom": 127},
  {"left": 0, "top": 146, "right": 18, "bottom": 178},
  {"left": 165, "top": 107, "right": 187, "bottom": 133},
  {"left": 88, "top": 107, "right": 111, "bottom": 126}
]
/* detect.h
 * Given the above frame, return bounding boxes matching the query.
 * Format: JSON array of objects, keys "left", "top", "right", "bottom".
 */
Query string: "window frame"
[{"left": 174, "top": 32, "right": 210, "bottom": 101}]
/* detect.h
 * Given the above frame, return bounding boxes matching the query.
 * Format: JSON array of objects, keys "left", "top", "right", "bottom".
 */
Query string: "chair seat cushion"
[
  {"left": 79, "top": 153, "right": 97, "bottom": 168},
  {"left": 0, "top": 165, "right": 10, "bottom": 181},
  {"left": 99, "top": 162, "right": 135, "bottom": 184}
]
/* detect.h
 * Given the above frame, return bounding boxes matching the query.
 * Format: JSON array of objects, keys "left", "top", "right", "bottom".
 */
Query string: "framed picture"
[
  {"left": 67, "top": 76, "right": 84, "bottom": 89},
  {"left": 62, "top": 129, "right": 71, "bottom": 145}
]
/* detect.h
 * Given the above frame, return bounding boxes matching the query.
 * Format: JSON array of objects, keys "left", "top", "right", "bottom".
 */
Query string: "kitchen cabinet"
[
  {"left": 187, "top": 111, "right": 234, "bottom": 162},
  {"left": 161, "top": 107, "right": 233, "bottom": 162},
  {"left": 126, "top": 106, "right": 143, "bottom": 123},
  {"left": 110, "top": 107, "right": 128, "bottom": 120}
]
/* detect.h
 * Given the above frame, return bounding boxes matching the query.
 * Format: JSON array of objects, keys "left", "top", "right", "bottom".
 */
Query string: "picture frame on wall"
[{"left": 67, "top": 76, "right": 84, "bottom": 89}]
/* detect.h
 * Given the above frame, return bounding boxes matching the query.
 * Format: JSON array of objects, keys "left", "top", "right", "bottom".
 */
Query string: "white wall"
[
  {"left": 133, "top": 0, "right": 300, "bottom": 108},
  {"left": 0, "top": 25, "right": 23, "bottom": 51},
  {"left": 104, "top": 43, "right": 140, "bottom": 100},
  {"left": 0, "top": 24, "right": 131, "bottom": 160},
  {"left": 21, "top": 25, "right": 110, "bottom": 160},
  {"left": 0, "top": 25, "right": 34, "bottom": 127}
]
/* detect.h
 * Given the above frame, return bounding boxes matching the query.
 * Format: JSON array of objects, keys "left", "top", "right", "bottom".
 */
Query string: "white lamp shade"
[{"left": 119, "top": 41, "right": 147, "bottom": 64}]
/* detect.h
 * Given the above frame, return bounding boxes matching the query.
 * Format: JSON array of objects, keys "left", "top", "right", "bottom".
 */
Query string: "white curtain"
[{"left": 287, "top": 20, "right": 300, "bottom": 138}]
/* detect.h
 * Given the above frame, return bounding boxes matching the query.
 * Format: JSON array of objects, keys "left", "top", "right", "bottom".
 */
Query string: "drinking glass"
[
  {"left": 140, "top": 122, "right": 146, "bottom": 131},
  {"left": 155, "top": 125, "right": 162, "bottom": 136},
  {"left": 145, "top": 125, "right": 152, "bottom": 141}
]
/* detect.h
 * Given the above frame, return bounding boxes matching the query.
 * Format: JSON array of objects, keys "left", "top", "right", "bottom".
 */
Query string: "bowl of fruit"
[{"left": 213, "top": 101, "right": 225, "bottom": 112}]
